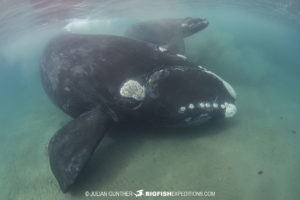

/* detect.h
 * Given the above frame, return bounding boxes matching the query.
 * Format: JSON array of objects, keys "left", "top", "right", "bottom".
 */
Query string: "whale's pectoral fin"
[
  {"left": 167, "top": 36, "right": 185, "bottom": 55},
  {"left": 48, "top": 108, "right": 112, "bottom": 193}
]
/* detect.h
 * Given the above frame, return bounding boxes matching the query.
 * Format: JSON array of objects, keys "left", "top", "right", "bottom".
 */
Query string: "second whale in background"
[{"left": 125, "top": 17, "right": 209, "bottom": 55}]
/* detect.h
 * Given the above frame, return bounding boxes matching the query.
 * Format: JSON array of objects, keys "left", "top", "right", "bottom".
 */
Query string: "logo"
[{"left": 133, "top": 189, "right": 144, "bottom": 197}]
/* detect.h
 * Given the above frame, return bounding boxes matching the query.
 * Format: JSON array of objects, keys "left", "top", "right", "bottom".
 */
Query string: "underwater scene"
[{"left": 0, "top": 0, "right": 300, "bottom": 199}]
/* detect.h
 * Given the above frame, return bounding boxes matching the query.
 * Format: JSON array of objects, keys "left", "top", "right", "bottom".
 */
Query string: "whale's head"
[
  {"left": 180, "top": 17, "right": 209, "bottom": 36},
  {"left": 144, "top": 66, "right": 237, "bottom": 127}
]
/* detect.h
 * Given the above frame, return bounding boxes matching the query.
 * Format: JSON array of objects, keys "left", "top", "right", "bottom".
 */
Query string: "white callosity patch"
[
  {"left": 224, "top": 102, "right": 237, "bottom": 118},
  {"left": 159, "top": 47, "right": 168, "bottom": 52},
  {"left": 183, "top": 102, "right": 221, "bottom": 111},
  {"left": 204, "top": 70, "right": 237, "bottom": 99},
  {"left": 188, "top": 104, "right": 195, "bottom": 109},
  {"left": 178, "top": 106, "right": 186, "bottom": 113},
  {"left": 120, "top": 80, "right": 145, "bottom": 101},
  {"left": 198, "top": 102, "right": 205, "bottom": 108},
  {"left": 179, "top": 101, "right": 237, "bottom": 119}
]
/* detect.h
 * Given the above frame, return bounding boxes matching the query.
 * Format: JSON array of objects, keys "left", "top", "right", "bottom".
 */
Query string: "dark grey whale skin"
[
  {"left": 125, "top": 17, "right": 209, "bottom": 54},
  {"left": 40, "top": 33, "right": 235, "bottom": 192}
]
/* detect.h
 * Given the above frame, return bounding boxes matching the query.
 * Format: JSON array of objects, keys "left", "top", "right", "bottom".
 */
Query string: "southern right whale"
[
  {"left": 125, "top": 17, "right": 209, "bottom": 55},
  {"left": 40, "top": 33, "right": 236, "bottom": 192}
]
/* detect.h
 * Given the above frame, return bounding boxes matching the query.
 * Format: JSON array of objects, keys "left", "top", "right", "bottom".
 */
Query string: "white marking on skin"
[
  {"left": 188, "top": 104, "right": 195, "bottom": 109},
  {"left": 204, "top": 70, "right": 237, "bottom": 99},
  {"left": 181, "top": 23, "right": 188, "bottom": 27},
  {"left": 176, "top": 54, "right": 187, "bottom": 60},
  {"left": 199, "top": 102, "right": 205, "bottom": 108},
  {"left": 186, "top": 113, "right": 211, "bottom": 126},
  {"left": 197, "top": 65, "right": 207, "bottom": 70},
  {"left": 64, "top": 87, "right": 70, "bottom": 92},
  {"left": 220, "top": 104, "right": 225, "bottom": 109},
  {"left": 205, "top": 103, "right": 211, "bottom": 108},
  {"left": 213, "top": 103, "right": 218, "bottom": 108},
  {"left": 200, "top": 113, "right": 209, "bottom": 118},
  {"left": 178, "top": 106, "right": 186, "bottom": 113},
  {"left": 224, "top": 103, "right": 237, "bottom": 118},
  {"left": 174, "top": 67, "right": 185, "bottom": 71},
  {"left": 159, "top": 47, "right": 167, "bottom": 52},
  {"left": 223, "top": 81, "right": 237, "bottom": 99},
  {"left": 120, "top": 80, "right": 145, "bottom": 101}
]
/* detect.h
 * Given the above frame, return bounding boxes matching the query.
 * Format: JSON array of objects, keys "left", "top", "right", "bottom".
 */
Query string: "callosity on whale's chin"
[{"left": 144, "top": 66, "right": 237, "bottom": 127}]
